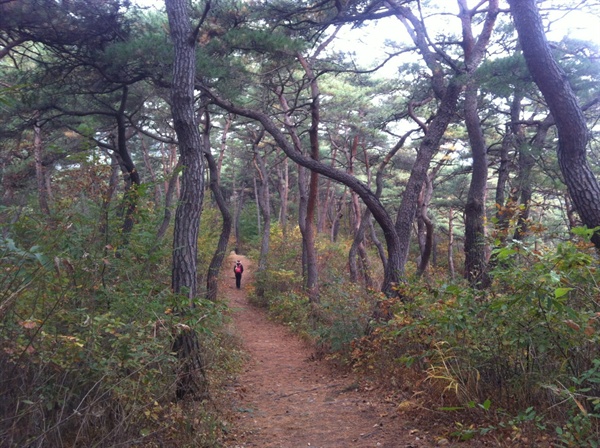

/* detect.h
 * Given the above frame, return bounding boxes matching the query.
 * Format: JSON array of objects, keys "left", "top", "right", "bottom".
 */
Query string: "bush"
[
  {"left": 349, "top": 234, "right": 600, "bottom": 442},
  {"left": 0, "top": 200, "right": 238, "bottom": 447}
]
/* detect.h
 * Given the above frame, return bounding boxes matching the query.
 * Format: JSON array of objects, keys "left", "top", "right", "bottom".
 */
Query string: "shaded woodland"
[{"left": 1, "top": 0, "right": 600, "bottom": 446}]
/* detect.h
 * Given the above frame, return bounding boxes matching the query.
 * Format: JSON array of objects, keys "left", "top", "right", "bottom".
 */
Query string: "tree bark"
[
  {"left": 347, "top": 135, "right": 374, "bottom": 289},
  {"left": 512, "top": 115, "right": 552, "bottom": 241},
  {"left": 113, "top": 87, "right": 140, "bottom": 236},
  {"left": 448, "top": 207, "right": 455, "bottom": 279},
  {"left": 508, "top": 0, "right": 600, "bottom": 247},
  {"left": 172, "top": 325, "right": 209, "bottom": 401},
  {"left": 253, "top": 176, "right": 261, "bottom": 235},
  {"left": 330, "top": 191, "right": 345, "bottom": 243},
  {"left": 321, "top": 134, "right": 340, "bottom": 233},
  {"left": 494, "top": 92, "right": 521, "bottom": 241},
  {"left": 253, "top": 132, "right": 271, "bottom": 299},
  {"left": 165, "top": 0, "right": 206, "bottom": 302},
  {"left": 416, "top": 176, "right": 434, "bottom": 277},
  {"left": 347, "top": 136, "right": 362, "bottom": 283},
  {"left": 233, "top": 187, "right": 245, "bottom": 254},
  {"left": 298, "top": 52, "right": 320, "bottom": 304},
  {"left": 460, "top": 0, "right": 498, "bottom": 288},
  {"left": 217, "top": 114, "right": 232, "bottom": 181},
  {"left": 394, "top": 80, "right": 462, "bottom": 269},
  {"left": 201, "top": 111, "right": 232, "bottom": 302},
  {"left": 276, "top": 153, "right": 289, "bottom": 233},
  {"left": 463, "top": 78, "right": 490, "bottom": 288}
]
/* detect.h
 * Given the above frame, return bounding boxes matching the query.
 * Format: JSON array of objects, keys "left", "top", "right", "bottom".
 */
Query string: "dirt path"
[{"left": 221, "top": 253, "right": 455, "bottom": 448}]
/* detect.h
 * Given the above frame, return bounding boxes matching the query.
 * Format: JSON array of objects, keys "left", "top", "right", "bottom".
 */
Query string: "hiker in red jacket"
[{"left": 234, "top": 260, "right": 244, "bottom": 289}]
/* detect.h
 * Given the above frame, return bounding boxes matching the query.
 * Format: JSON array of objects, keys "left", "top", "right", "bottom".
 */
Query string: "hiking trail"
[{"left": 221, "top": 253, "right": 471, "bottom": 448}]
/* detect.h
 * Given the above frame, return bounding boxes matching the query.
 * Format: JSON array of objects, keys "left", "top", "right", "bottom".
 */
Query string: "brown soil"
[{"left": 221, "top": 253, "right": 478, "bottom": 448}]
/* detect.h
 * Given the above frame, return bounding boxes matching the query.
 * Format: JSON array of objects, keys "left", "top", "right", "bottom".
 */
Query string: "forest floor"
[{"left": 218, "top": 253, "right": 492, "bottom": 448}]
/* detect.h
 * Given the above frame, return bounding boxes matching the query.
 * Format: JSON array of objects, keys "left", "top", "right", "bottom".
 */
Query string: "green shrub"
[
  {"left": 0, "top": 199, "right": 237, "bottom": 447},
  {"left": 347, "top": 233, "right": 600, "bottom": 442}
]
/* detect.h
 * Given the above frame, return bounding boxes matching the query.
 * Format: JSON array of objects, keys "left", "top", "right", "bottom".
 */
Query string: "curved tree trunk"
[
  {"left": 114, "top": 87, "right": 140, "bottom": 237},
  {"left": 276, "top": 153, "right": 289, "bottom": 233},
  {"left": 347, "top": 135, "right": 374, "bottom": 289},
  {"left": 460, "top": 0, "right": 499, "bottom": 288},
  {"left": 494, "top": 92, "right": 521, "bottom": 241},
  {"left": 165, "top": 0, "right": 206, "bottom": 303},
  {"left": 395, "top": 80, "right": 462, "bottom": 270},
  {"left": 463, "top": 78, "right": 490, "bottom": 288},
  {"left": 416, "top": 178, "right": 434, "bottom": 278},
  {"left": 210, "top": 92, "right": 404, "bottom": 295},
  {"left": 298, "top": 53, "right": 320, "bottom": 304},
  {"left": 448, "top": 207, "right": 455, "bottom": 279},
  {"left": 511, "top": 109, "right": 553, "bottom": 242},
  {"left": 416, "top": 151, "right": 447, "bottom": 277},
  {"left": 508, "top": 0, "right": 600, "bottom": 247},
  {"left": 202, "top": 112, "right": 232, "bottom": 302}
]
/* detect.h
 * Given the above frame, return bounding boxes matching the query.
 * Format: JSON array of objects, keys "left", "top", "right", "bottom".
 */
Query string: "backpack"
[{"left": 235, "top": 264, "right": 242, "bottom": 274}]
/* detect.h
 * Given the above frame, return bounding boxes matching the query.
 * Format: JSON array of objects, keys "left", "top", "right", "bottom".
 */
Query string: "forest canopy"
[{"left": 1, "top": 0, "right": 600, "bottom": 446}]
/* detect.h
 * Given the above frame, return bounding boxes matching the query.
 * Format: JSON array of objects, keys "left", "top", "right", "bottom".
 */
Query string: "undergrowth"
[
  {"left": 0, "top": 196, "right": 241, "bottom": 447},
  {"left": 252, "top": 224, "right": 600, "bottom": 446}
]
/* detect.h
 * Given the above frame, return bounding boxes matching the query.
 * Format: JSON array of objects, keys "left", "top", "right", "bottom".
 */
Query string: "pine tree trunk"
[
  {"left": 172, "top": 325, "right": 209, "bottom": 401},
  {"left": 253, "top": 138, "right": 271, "bottom": 299},
  {"left": 459, "top": 0, "right": 499, "bottom": 288},
  {"left": 509, "top": 0, "right": 600, "bottom": 247},
  {"left": 114, "top": 87, "right": 140, "bottom": 237},
  {"left": 463, "top": 78, "right": 490, "bottom": 288},
  {"left": 217, "top": 114, "right": 232, "bottom": 181},
  {"left": 395, "top": 80, "right": 463, "bottom": 271},
  {"left": 494, "top": 92, "right": 520, "bottom": 240},
  {"left": 298, "top": 53, "right": 320, "bottom": 304},
  {"left": 165, "top": 0, "right": 206, "bottom": 302},
  {"left": 253, "top": 176, "right": 261, "bottom": 235},
  {"left": 448, "top": 207, "right": 455, "bottom": 279},
  {"left": 202, "top": 113, "right": 232, "bottom": 302},
  {"left": 276, "top": 154, "right": 289, "bottom": 233},
  {"left": 234, "top": 188, "right": 245, "bottom": 254},
  {"left": 330, "top": 191, "right": 345, "bottom": 243}
]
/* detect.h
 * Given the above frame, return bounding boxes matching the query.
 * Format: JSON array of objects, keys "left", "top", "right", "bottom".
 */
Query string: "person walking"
[{"left": 234, "top": 260, "right": 244, "bottom": 289}]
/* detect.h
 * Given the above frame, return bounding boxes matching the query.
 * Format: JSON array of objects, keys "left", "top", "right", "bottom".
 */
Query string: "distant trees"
[
  {"left": 207, "top": 0, "right": 502, "bottom": 293},
  {"left": 1, "top": 0, "right": 599, "bottom": 302}
]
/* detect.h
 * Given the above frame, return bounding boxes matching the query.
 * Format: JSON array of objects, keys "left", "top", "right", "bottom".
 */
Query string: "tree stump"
[{"left": 172, "top": 324, "right": 209, "bottom": 401}]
